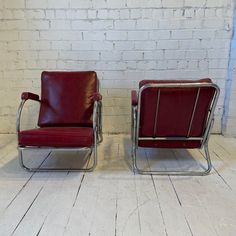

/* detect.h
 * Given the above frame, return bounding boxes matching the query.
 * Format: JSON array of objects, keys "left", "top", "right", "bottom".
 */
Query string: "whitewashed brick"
[
  {"left": 187, "top": 61, "right": 199, "bottom": 70},
  {"left": 97, "top": 10, "right": 108, "bottom": 19},
  {"left": 198, "top": 60, "right": 209, "bottom": 70},
  {"left": 19, "top": 31, "right": 39, "bottom": 40},
  {"left": 1, "top": 10, "right": 11, "bottom": 19},
  {"left": 51, "top": 41, "right": 71, "bottom": 50},
  {"left": 107, "top": 10, "right": 119, "bottom": 19},
  {"left": 171, "top": 30, "right": 192, "bottom": 39},
  {"left": 130, "top": 9, "right": 142, "bottom": 19},
  {"left": 114, "top": 20, "right": 135, "bottom": 30},
  {"left": 178, "top": 60, "right": 188, "bottom": 69},
  {"left": 119, "top": 9, "right": 129, "bottom": 19},
  {"left": 7, "top": 41, "right": 29, "bottom": 50},
  {"left": 215, "top": 30, "right": 232, "bottom": 39},
  {"left": 69, "top": 0, "right": 92, "bottom": 8},
  {"left": 159, "top": 19, "right": 181, "bottom": 29},
  {"left": 195, "top": 9, "right": 205, "bottom": 18},
  {"left": 4, "top": 0, "right": 25, "bottom": 8},
  {"left": 162, "top": 0, "right": 184, "bottom": 8},
  {"left": 201, "top": 39, "right": 230, "bottom": 49},
  {"left": 40, "top": 31, "right": 82, "bottom": 40},
  {"left": 72, "top": 41, "right": 92, "bottom": 50},
  {"left": 135, "top": 41, "right": 156, "bottom": 50},
  {"left": 26, "top": 0, "right": 47, "bottom": 9},
  {"left": 12, "top": 10, "right": 25, "bottom": 19},
  {"left": 88, "top": 10, "right": 97, "bottom": 19},
  {"left": 30, "top": 41, "right": 50, "bottom": 50},
  {"left": 182, "top": 19, "right": 202, "bottom": 29},
  {"left": 183, "top": 9, "right": 195, "bottom": 18},
  {"left": 72, "top": 20, "right": 93, "bottom": 30},
  {"left": 0, "top": 31, "right": 18, "bottom": 41},
  {"left": 0, "top": 0, "right": 234, "bottom": 135},
  {"left": 136, "top": 19, "right": 158, "bottom": 29},
  {"left": 106, "top": 31, "right": 127, "bottom": 40},
  {"left": 92, "top": 41, "right": 113, "bottom": 50},
  {"left": 50, "top": 20, "right": 71, "bottom": 30},
  {"left": 209, "top": 59, "right": 228, "bottom": 69},
  {"left": 123, "top": 51, "right": 143, "bottom": 60},
  {"left": 28, "top": 20, "right": 49, "bottom": 30},
  {"left": 114, "top": 41, "right": 134, "bottom": 50},
  {"left": 25, "top": 10, "right": 45, "bottom": 19},
  {"left": 66, "top": 10, "right": 87, "bottom": 19},
  {"left": 179, "top": 39, "right": 201, "bottom": 49},
  {"left": 39, "top": 51, "right": 58, "bottom": 60},
  {"left": 137, "top": 61, "right": 157, "bottom": 70},
  {"left": 149, "top": 30, "right": 170, "bottom": 39},
  {"left": 186, "top": 50, "right": 207, "bottom": 59},
  {"left": 143, "top": 50, "right": 164, "bottom": 60},
  {"left": 55, "top": 10, "right": 67, "bottom": 19},
  {"left": 164, "top": 50, "right": 185, "bottom": 59},
  {"left": 205, "top": 9, "right": 216, "bottom": 17},
  {"left": 92, "top": 20, "right": 113, "bottom": 30},
  {"left": 156, "top": 40, "right": 179, "bottom": 49},
  {"left": 45, "top": 10, "right": 55, "bottom": 19},
  {"left": 78, "top": 51, "right": 100, "bottom": 60},
  {"left": 106, "top": 0, "right": 126, "bottom": 8},
  {"left": 128, "top": 31, "right": 148, "bottom": 40},
  {"left": 101, "top": 51, "right": 122, "bottom": 61},
  {"left": 83, "top": 31, "right": 106, "bottom": 41},
  {"left": 207, "top": 49, "right": 229, "bottom": 59},
  {"left": 203, "top": 18, "right": 224, "bottom": 28},
  {"left": 193, "top": 30, "right": 215, "bottom": 39}
]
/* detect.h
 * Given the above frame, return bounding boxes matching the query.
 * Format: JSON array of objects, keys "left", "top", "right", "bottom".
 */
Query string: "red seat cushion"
[
  {"left": 18, "top": 127, "right": 94, "bottom": 147},
  {"left": 38, "top": 71, "right": 98, "bottom": 127}
]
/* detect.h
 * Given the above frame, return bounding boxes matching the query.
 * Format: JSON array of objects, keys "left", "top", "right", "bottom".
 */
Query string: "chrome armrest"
[
  {"left": 16, "top": 99, "right": 40, "bottom": 133},
  {"left": 92, "top": 100, "right": 103, "bottom": 144}
]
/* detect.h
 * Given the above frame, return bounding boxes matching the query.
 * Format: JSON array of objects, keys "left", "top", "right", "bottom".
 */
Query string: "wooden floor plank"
[{"left": 0, "top": 134, "right": 236, "bottom": 236}]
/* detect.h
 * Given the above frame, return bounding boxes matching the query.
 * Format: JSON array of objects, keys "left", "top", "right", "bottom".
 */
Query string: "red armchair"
[
  {"left": 17, "top": 71, "right": 102, "bottom": 171},
  {"left": 131, "top": 79, "right": 220, "bottom": 175}
]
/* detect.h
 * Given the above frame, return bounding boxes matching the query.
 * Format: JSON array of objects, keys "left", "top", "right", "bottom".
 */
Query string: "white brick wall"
[
  {"left": 222, "top": 5, "right": 236, "bottom": 137},
  {"left": 0, "top": 0, "right": 235, "bottom": 134}
]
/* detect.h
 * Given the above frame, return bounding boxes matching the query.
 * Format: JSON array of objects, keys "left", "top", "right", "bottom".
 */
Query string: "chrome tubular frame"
[
  {"left": 16, "top": 99, "right": 101, "bottom": 172},
  {"left": 131, "top": 82, "right": 220, "bottom": 176}
]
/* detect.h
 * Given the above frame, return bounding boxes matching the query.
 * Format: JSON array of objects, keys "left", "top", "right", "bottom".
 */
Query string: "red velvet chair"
[
  {"left": 131, "top": 79, "right": 220, "bottom": 175},
  {"left": 17, "top": 71, "right": 102, "bottom": 171}
]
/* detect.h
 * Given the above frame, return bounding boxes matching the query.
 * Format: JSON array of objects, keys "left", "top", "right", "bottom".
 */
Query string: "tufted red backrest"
[
  {"left": 38, "top": 71, "right": 98, "bottom": 127},
  {"left": 138, "top": 79, "right": 216, "bottom": 138}
]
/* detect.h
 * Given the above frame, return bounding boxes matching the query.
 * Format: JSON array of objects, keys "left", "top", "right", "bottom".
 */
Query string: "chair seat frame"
[
  {"left": 131, "top": 82, "right": 220, "bottom": 176},
  {"left": 16, "top": 97, "right": 102, "bottom": 172}
]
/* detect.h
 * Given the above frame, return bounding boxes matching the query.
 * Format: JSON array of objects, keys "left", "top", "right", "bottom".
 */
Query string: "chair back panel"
[
  {"left": 139, "top": 79, "right": 216, "bottom": 138},
  {"left": 38, "top": 71, "right": 97, "bottom": 127}
]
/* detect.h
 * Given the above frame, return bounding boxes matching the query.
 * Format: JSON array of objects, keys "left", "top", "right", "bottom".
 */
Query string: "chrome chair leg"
[
  {"left": 132, "top": 143, "right": 213, "bottom": 176},
  {"left": 18, "top": 147, "right": 97, "bottom": 172}
]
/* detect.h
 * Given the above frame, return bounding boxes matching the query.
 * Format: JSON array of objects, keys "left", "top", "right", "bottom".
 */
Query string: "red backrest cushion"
[
  {"left": 38, "top": 71, "right": 98, "bottom": 127},
  {"left": 139, "top": 79, "right": 215, "bottom": 137}
]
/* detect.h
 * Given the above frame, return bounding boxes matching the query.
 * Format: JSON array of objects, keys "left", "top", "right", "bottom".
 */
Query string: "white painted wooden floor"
[{"left": 0, "top": 134, "right": 236, "bottom": 236}]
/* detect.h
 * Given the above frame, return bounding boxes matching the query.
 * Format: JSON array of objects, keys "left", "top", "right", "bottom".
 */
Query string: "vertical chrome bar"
[
  {"left": 153, "top": 89, "right": 161, "bottom": 138},
  {"left": 187, "top": 87, "right": 200, "bottom": 137}
]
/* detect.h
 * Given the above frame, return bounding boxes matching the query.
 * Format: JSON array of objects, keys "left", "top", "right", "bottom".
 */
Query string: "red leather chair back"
[
  {"left": 38, "top": 71, "right": 98, "bottom": 127},
  {"left": 138, "top": 79, "right": 216, "bottom": 138}
]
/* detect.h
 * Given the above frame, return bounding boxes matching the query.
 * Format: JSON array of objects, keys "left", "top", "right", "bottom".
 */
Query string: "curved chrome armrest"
[
  {"left": 92, "top": 100, "right": 103, "bottom": 144},
  {"left": 16, "top": 98, "right": 40, "bottom": 133}
]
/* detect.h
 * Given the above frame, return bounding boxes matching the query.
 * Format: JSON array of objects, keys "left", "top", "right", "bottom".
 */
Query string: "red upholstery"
[
  {"left": 137, "top": 79, "right": 216, "bottom": 149},
  {"left": 38, "top": 71, "right": 98, "bottom": 128},
  {"left": 21, "top": 92, "right": 40, "bottom": 101},
  {"left": 131, "top": 90, "right": 138, "bottom": 106},
  {"left": 93, "top": 92, "right": 102, "bottom": 101},
  {"left": 18, "top": 127, "right": 94, "bottom": 147}
]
